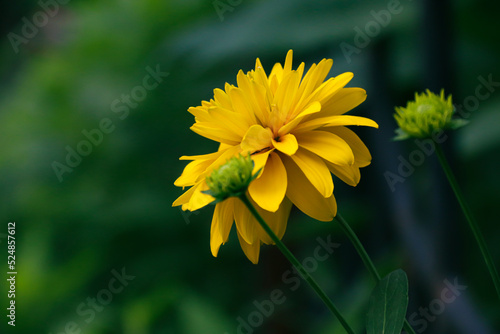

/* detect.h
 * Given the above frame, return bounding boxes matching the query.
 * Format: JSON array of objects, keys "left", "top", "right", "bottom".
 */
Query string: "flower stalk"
[
  {"left": 434, "top": 143, "right": 500, "bottom": 301},
  {"left": 239, "top": 194, "right": 355, "bottom": 334},
  {"left": 334, "top": 213, "right": 416, "bottom": 334}
]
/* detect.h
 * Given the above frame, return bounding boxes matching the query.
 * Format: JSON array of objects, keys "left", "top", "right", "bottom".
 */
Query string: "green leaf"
[{"left": 366, "top": 269, "right": 409, "bottom": 334}]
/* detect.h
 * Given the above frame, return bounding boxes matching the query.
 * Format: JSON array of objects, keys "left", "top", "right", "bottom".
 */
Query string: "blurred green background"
[{"left": 1, "top": 0, "right": 499, "bottom": 333}]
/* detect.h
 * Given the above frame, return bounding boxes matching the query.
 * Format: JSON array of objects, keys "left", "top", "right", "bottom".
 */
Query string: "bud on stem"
[
  {"left": 204, "top": 154, "right": 261, "bottom": 203},
  {"left": 394, "top": 89, "right": 467, "bottom": 140}
]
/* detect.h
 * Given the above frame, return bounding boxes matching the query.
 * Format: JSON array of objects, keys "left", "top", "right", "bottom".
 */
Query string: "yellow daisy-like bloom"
[{"left": 173, "top": 50, "right": 378, "bottom": 264}]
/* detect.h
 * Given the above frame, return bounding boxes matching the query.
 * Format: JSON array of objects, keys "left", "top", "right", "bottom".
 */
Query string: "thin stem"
[
  {"left": 335, "top": 214, "right": 380, "bottom": 282},
  {"left": 434, "top": 143, "right": 500, "bottom": 301},
  {"left": 238, "top": 194, "right": 355, "bottom": 334},
  {"left": 334, "top": 213, "right": 416, "bottom": 334}
]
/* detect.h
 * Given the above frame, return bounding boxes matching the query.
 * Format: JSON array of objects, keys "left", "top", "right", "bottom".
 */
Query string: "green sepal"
[
  {"left": 449, "top": 118, "right": 469, "bottom": 130},
  {"left": 393, "top": 128, "right": 411, "bottom": 141}
]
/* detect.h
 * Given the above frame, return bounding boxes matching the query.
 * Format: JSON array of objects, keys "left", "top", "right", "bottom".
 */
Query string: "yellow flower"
[{"left": 173, "top": 50, "right": 378, "bottom": 263}]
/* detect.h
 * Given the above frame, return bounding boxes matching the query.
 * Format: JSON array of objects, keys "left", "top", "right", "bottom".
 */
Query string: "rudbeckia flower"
[{"left": 173, "top": 50, "right": 378, "bottom": 263}]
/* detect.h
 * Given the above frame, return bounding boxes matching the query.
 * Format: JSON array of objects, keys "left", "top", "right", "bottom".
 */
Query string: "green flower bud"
[
  {"left": 204, "top": 154, "right": 260, "bottom": 203},
  {"left": 394, "top": 89, "right": 468, "bottom": 140}
]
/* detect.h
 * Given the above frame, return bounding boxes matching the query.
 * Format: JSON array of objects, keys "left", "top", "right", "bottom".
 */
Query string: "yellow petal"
[
  {"left": 297, "top": 130, "right": 354, "bottom": 166},
  {"left": 320, "top": 87, "right": 367, "bottom": 116},
  {"left": 289, "top": 148, "right": 334, "bottom": 198},
  {"left": 269, "top": 66, "right": 282, "bottom": 94},
  {"left": 228, "top": 87, "right": 257, "bottom": 124},
  {"left": 296, "top": 58, "right": 333, "bottom": 103},
  {"left": 250, "top": 80, "right": 271, "bottom": 125},
  {"left": 236, "top": 71, "right": 268, "bottom": 124},
  {"left": 326, "top": 115, "right": 378, "bottom": 129},
  {"left": 294, "top": 115, "right": 378, "bottom": 134},
  {"left": 210, "top": 204, "right": 224, "bottom": 257},
  {"left": 188, "top": 106, "right": 210, "bottom": 122},
  {"left": 257, "top": 197, "right": 292, "bottom": 245},
  {"left": 311, "top": 72, "right": 354, "bottom": 106},
  {"left": 324, "top": 115, "right": 378, "bottom": 128},
  {"left": 217, "top": 197, "right": 235, "bottom": 243},
  {"left": 186, "top": 181, "right": 214, "bottom": 211},
  {"left": 278, "top": 101, "right": 322, "bottom": 136},
  {"left": 190, "top": 123, "right": 241, "bottom": 145},
  {"left": 248, "top": 152, "right": 287, "bottom": 212},
  {"left": 179, "top": 151, "right": 222, "bottom": 161},
  {"left": 218, "top": 142, "right": 232, "bottom": 152},
  {"left": 241, "top": 124, "right": 273, "bottom": 153},
  {"left": 172, "top": 183, "right": 196, "bottom": 207},
  {"left": 174, "top": 158, "right": 213, "bottom": 187},
  {"left": 273, "top": 67, "right": 303, "bottom": 118},
  {"left": 207, "top": 106, "right": 249, "bottom": 137},
  {"left": 272, "top": 133, "right": 298, "bottom": 156},
  {"left": 283, "top": 49, "right": 294, "bottom": 76},
  {"left": 327, "top": 127, "right": 372, "bottom": 167},
  {"left": 251, "top": 149, "right": 272, "bottom": 177},
  {"left": 237, "top": 229, "right": 260, "bottom": 264},
  {"left": 173, "top": 179, "right": 214, "bottom": 211},
  {"left": 253, "top": 60, "right": 273, "bottom": 105},
  {"left": 294, "top": 72, "right": 352, "bottom": 115},
  {"left": 191, "top": 145, "right": 241, "bottom": 183},
  {"left": 202, "top": 145, "right": 241, "bottom": 178},
  {"left": 327, "top": 162, "right": 361, "bottom": 187},
  {"left": 234, "top": 197, "right": 257, "bottom": 245},
  {"left": 213, "top": 88, "right": 233, "bottom": 110},
  {"left": 255, "top": 58, "right": 267, "bottom": 77},
  {"left": 282, "top": 155, "right": 337, "bottom": 221}
]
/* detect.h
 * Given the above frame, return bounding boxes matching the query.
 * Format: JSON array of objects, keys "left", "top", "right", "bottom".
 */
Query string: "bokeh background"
[{"left": 1, "top": 0, "right": 499, "bottom": 333}]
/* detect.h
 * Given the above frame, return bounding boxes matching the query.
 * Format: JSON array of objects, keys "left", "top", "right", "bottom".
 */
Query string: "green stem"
[
  {"left": 335, "top": 214, "right": 381, "bottom": 282},
  {"left": 238, "top": 194, "right": 355, "bottom": 334},
  {"left": 434, "top": 143, "right": 500, "bottom": 301},
  {"left": 334, "top": 213, "right": 416, "bottom": 334}
]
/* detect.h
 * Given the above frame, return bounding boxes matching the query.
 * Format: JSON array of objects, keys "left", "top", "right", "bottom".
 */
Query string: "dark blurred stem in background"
[
  {"left": 434, "top": 143, "right": 500, "bottom": 301},
  {"left": 421, "top": 0, "right": 460, "bottom": 333},
  {"left": 422, "top": 0, "right": 458, "bottom": 287},
  {"left": 422, "top": 0, "right": 492, "bottom": 332},
  {"left": 367, "top": 0, "right": 493, "bottom": 332}
]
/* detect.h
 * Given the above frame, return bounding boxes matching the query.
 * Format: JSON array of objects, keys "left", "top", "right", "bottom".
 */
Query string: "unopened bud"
[
  {"left": 394, "top": 89, "right": 467, "bottom": 140},
  {"left": 204, "top": 154, "right": 260, "bottom": 203}
]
